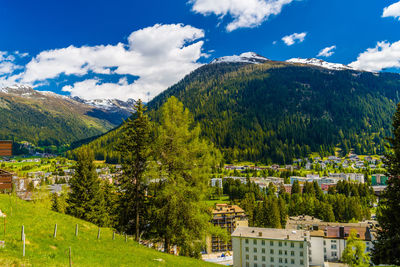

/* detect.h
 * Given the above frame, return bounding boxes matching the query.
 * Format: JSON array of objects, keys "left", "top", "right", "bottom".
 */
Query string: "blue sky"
[{"left": 1, "top": 0, "right": 400, "bottom": 100}]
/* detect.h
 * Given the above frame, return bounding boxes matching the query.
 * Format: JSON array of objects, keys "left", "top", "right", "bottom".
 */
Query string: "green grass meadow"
[{"left": 0, "top": 194, "right": 217, "bottom": 266}]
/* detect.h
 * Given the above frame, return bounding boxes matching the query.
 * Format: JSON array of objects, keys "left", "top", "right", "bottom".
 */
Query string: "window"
[
  {"left": 332, "top": 251, "right": 337, "bottom": 257},
  {"left": 331, "top": 240, "right": 337, "bottom": 243},
  {"left": 271, "top": 257, "right": 274, "bottom": 263},
  {"left": 323, "top": 240, "right": 326, "bottom": 245},
  {"left": 300, "top": 243, "right": 303, "bottom": 248},
  {"left": 279, "top": 250, "right": 282, "bottom": 255},
  {"left": 279, "top": 258, "right": 282, "bottom": 263},
  {"left": 291, "top": 251, "right": 295, "bottom": 256},
  {"left": 254, "top": 255, "right": 258, "bottom": 261},
  {"left": 290, "top": 243, "right": 294, "bottom": 248},
  {"left": 270, "top": 249, "right": 274, "bottom": 254},
  {"left": 254, "top": 264, "right": 257, "bottom": 267},
  {"left": 246, "top": 247, "right": 249, "bottom": 252},
  {"left": 270, "top": 241, "right": 274, "bottom": 246},
  {"left": 285, "top": 258, "right": 287, "bottom": 263},
  {"left": 323, "top": 248, "right": 326, "bottom": 253},
  {"left": 262, "top": 248, "right": 265, "bottom": 253},
  {"left": 284, "top": 251, "right": 287, "bottom": 256},
  {"left": 254, "top": 248, "right": 257, "bottom": 253},
  {"left": 246, "top": 255, "right": 249, "bottom": 260},
  {"left": 262, "top": 240, "right": 265, "bottom": 246},
  {"left": 246, "top": 262, "right": 249, "bottom": 267},
  {"left": 279, "top": 241, "right": 282, "bottom": 247},
  {"left": 291, "top": 259, "right": 295, "bottom": 264},
  {"left": 254, "top": 239, "right": 257, "bottom": 245},
  {"left": 262, "top": 264, "right": 266, "bottom": 267},
  {"left": 262, "top": 256, "right": 266, "bottom": 262},
  {"left": 245, "top": 239, "right": 249, "bottom": 244},
  {"left": 331, "top": 244, "right": 337, "bottom": 250},
  {"left": 300, "top": 251, "right": 303, "bottom": 257},
  {"left": 300, "top": 259, "right": 304, "bottom": 265}
]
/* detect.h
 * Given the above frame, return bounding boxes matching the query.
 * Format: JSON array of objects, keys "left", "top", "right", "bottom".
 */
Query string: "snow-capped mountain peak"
[
  {"left": 211, "top": 52, "right": 269, "bottom": 64},
  {"left": 0, "top": 84, "right": 135, "bottom": 112},
  {"left": 286, "top": 58, "right": 353, "bottom": 71}
]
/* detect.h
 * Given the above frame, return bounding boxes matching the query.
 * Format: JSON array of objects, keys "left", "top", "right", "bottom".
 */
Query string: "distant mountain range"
[
  {"left": 0, "top": 84, "right": 134, "bottom": 147},
  {"left": 79, "top": 52, "right": 400, "bottom": 164}
]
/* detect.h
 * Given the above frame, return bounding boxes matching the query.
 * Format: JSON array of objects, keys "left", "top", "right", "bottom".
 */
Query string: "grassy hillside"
[{"left": 0, "top": 194, "right": 216, "bottom": 266}]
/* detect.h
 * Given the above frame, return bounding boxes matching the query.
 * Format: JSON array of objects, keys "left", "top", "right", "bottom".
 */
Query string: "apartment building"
[
  {"left": 232, "top": 227, "right": 310, "bottom": 267},
  {"left": 310, "top": 225, "right": 374, "bottom": 263},
  {"left": 208, "top": 204, "right": 248, "bottom": 253}
]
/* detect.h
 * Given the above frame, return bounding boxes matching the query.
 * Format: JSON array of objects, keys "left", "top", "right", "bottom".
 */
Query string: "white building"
[
  {"left": 210, "top": 178, "right": 223, "bottom": 188},
  {"left": 232, "top": 225, "right": 374, "bottom": 267},
  {"left": 232, "top": 227, "right": 310, "bottom": 267}
]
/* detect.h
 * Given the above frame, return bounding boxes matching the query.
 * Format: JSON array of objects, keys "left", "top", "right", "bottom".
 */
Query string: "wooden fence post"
[
  {"left": 53, "top": 224, "right": 57, "bottom": 238},
  {"left": 69, "top": 247, "right": 72, "bottom": 267},
  {"left": 75, "top": 224, "right": 78, "bottom": 237},
  {"left": 22, "top": 233, "right": 25, "bottom": 257},
  {"left": 21, "top": 225, "right": 24, "bottom": 241},
  {"left": 97, "top": 228, "right": 100, "bottom": 240}
]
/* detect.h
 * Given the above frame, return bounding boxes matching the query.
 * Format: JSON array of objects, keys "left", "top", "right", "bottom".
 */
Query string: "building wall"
[
  {"left": 319, "top": 238, "right": 372, "bottom": 261},
  {"left": 309, "top": 236, "right": 324, "bottom": 266},
  {"left": 232, "top": 236, "right": 309, "bottom": 267}
]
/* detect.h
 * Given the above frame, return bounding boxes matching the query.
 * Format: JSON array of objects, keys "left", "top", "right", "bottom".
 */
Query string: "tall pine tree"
[
  {"left": 67, "top": 148, "right": 106, "bottom": 226},
  {"left": 150, "top": 97, "right": 221, "bottom": 257},
  {"left": 372, "top": 103, "right": 400, "bottom": 265},
  {"left": 117, "top": 99, "right": 151, "bottom": 241}
]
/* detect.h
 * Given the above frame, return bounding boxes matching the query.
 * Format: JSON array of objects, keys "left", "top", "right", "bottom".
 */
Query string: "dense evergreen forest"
[{"left": 72, "top": 61, "right": 400, "bottom": 164}]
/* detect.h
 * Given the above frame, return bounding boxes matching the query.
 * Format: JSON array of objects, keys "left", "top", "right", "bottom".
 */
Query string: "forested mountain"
[
  {"left": 72, "top": 53, "right": 400, "bottom": 164},
  {"left": 0, "top": 85, "right": 133, "bottom": 147}
]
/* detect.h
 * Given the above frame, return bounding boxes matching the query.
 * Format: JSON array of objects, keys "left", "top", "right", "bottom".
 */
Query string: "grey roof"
[{"left": 232, "top": 227, "right": 309, "bottom": 241}]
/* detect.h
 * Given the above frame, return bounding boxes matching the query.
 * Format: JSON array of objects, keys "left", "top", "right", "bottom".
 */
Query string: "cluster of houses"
[
  {"left": 205, "top": 202, "right": 377, "bottom": 266},
  {"left": 293, "top": 154, "right": 382, "bottom": 171},
  {"left": 225, "top": 154, "right": 383, "bottom": 174},
  {"left": 212, "top": 171, "right": 387, "bottom": 196}
]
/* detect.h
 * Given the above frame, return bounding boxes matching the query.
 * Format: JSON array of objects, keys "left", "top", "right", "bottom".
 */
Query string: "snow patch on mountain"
[
  {"left": 211, "top": 52, "right": 269, "bottom": 64},
  {"left": 286, "top": 58, "right": 354, "bottom": 71},
  {"left": 0, "top": 84, "right": 135, "bottom": 112}
]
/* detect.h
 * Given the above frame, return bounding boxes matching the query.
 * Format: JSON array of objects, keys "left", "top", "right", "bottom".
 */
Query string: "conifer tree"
[
  {"left": 117, "top": 99, "right": 151, "bottom": 241},
  {"left": 150, "top": 97, "right": 221, "bottom": 257},
  {"left": 291, "top": 180, "right": 300, "bottom": 194},
  {"left": 372, "top": 103, "right": 400, "bottom": 265},
  {"left": 67, "top": 148, "right": 106, "bottom": 226}
]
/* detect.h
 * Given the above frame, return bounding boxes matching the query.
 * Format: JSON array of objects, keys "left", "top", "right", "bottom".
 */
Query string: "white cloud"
[
  {"left": 0, "top": 51, "right": 23, "bottom": 82},
  {"left": 382, "top": 1, "right": 400, "bottom": 20},
  {"left": 282, "top": 32, "right": 306, "bottom": 46},
  {"left": 18, "top": 23, "right": 205, "bottom": 100},
  {"left": 317, "top": 45, "right": 336, "bottom": 57},
  {"left": 189, "top": 0, "right": 295, "bottom": 32},
  {"left": 349, "top": 41, "right": 400, "bottom": 72}
]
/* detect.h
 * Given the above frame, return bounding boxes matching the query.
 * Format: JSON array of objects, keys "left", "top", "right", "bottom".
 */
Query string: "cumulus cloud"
[
  {"left": 382, "top": 1, "right": 400, "bottom": 20},
  {"left": 0, "top": 51, "right": 24, "bottom": 86},
  {"left": 189, "top": 0, "right": 295, "bottom": 32},
  {"left": 349, "top": 41, "right": 400, "bottom": 72},
  {"left": 317, "top": 45, "right": 336, "bottom": 57},
  {"left": 282, "top": 32, "right": 306, "bottom": 46},
  {"left": 19, "top": 23, "right": 205, "bottom": 100}
]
